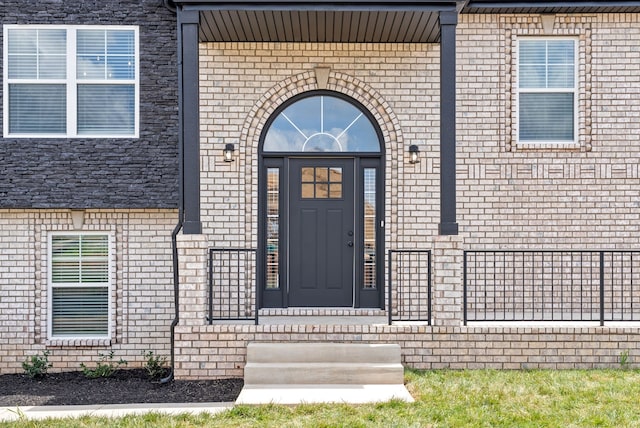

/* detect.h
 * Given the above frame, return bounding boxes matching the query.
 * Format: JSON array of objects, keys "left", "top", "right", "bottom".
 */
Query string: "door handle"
[{"left": 347, "top": 241, "right": 354, "bottom": 247}]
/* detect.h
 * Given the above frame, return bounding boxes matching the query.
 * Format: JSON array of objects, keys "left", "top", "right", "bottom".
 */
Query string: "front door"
[
  {"left": 259, "top": 91, "right": 384, "bottom": 309},
  {"left": 288, "top": 158, "right": 354, "bottom": 306}
]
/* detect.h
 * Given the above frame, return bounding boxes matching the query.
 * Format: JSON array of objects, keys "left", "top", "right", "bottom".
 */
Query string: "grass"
[{"left": 5, "top": 369, "right": 640, "bottom": 427}]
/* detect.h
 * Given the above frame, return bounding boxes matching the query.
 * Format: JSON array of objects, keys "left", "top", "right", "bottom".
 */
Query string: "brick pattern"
[
  {"left": 0, "top": 209, "right": 176, "bottom": 373},
  {"left": 199, "top": 42, "right": 440, "bottom": 254},
  {"left": 457, "top": 13, "right": 640, "bottom": 249},
  {"left": 174, "top": 323, "right": 640, "bottom": 379},
  {"left": 432, "top": 236, "right": 463, "bottom": 326}
]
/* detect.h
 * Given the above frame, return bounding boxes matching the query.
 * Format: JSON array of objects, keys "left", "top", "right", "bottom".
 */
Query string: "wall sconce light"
[
  {"left": 223, "top": 143, "right": 235, "bottom": 162},
  {"left": 409, "top": 145, "right": 420, "bottom": 164}
]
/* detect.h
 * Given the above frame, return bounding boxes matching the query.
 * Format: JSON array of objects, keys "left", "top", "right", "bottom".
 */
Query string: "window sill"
[
  {"left": 46, "top": 338, "right": 112, "bottom": 348},
  {"left": 512, "top": 141, "right": 587, "bottom": 152}
]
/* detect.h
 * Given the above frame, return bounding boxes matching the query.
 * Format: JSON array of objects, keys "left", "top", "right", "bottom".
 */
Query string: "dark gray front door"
[{"left": 288, "top": 158, "right": 354, "bottom": 306}]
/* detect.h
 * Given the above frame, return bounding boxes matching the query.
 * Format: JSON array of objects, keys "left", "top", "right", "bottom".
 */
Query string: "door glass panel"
[
  {"left": 316, "top": 167, "right": 328, "bottom": 181},
  {"left": 301, "top": 167, "right": 314, "bottom": 179},
  {"left": 263, "top": 95, "right": 380, "bottom": 152},
  {"left": 301, "top": 183, "right": 314, "bottom": 198},
  {"left": 329, "top": 183, "right": 342, "bottom": 198},
  {"left": 364, "top": 168, "right": 376, "bottom": 289},
  {"left": 300, "top": 166, "right": 343, "bottom": 199},
  {"left": 266, "top": 168, "right": 280, "bottom": 289},
  {"left": 316, "top": 183, "right": 329, "bottom": 198}
]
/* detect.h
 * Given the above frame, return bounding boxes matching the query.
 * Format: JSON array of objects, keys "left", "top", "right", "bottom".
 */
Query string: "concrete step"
[
  {"left": 238, "top": 342, "right": 413, "bottom": 404},
  {"left": 246, "top": 342, "right": 401, "bottom": 364},
  {"left": 244, "top": 343, "right": 404, "bottom": 385},
  {"left": 244, "top": 362, "right": 404, "bottom": 385}
]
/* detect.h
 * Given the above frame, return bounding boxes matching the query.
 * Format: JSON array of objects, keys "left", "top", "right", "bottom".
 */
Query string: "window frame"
[
  {"left": 47, "top": 232, "right": 113, "bottom": 340},
  {"left": 516, "top": 37, "right": 578, "bottom": 145},
  {"left": 3, "top": 24, "right": 139, "bottom": 139}
]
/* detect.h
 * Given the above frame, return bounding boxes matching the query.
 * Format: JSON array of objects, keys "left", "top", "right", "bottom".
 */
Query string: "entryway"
[{"left": 259, "top": 91, "right": 384, "bottom": 309}]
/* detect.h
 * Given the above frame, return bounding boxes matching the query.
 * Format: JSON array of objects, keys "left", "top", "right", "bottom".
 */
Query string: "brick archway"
[{"left": 240, "top": 70, "right": 404, "bottom": 250}]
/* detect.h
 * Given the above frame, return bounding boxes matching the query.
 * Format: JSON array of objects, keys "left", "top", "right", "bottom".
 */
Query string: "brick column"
[
  {"left": 176, "top": 233, "right": 209, "bottom": 324},
  {"left": 431, "top": 234, "right": 464, "bottom": 326}
]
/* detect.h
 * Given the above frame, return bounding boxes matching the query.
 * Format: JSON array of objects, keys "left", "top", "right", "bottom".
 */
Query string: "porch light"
[
  {"left": 223, "top": 143, "right": 235, "bottom": 162},
  {"left": 408, "top": 145, "right": 420, "bottom": 164}
]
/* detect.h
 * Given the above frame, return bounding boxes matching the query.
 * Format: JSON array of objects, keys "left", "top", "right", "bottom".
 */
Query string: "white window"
[
  {"left": 517, "top": 38, "right": 577, "bottom": 144},
  {"left": 48, "top": 233, "right": 111, "bottom": 339},
  {"left": 3, "top": 25, "right": 139, "bottom": 138}
]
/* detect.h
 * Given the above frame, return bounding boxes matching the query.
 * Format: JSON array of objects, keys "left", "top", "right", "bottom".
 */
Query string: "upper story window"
[
  {"left": 3, "top": 25, "right": 139, "bottom": 138},
  {"left": 263, "top": 93, "right": 380, "bottom": 152},
  {"left": 517, "top": 38, "right": 577, "bottom": 144}
]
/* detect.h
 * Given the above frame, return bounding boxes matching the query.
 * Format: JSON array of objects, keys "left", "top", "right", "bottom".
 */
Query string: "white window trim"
[
  {"left": 515, "top": 37, "right": 579, "bottom": 145},
  {"left": 3, "top": 24, "right": 139, "bottom": 139},
  {"left": 47, "top": 232, "right": 113, "bottom": 340}
]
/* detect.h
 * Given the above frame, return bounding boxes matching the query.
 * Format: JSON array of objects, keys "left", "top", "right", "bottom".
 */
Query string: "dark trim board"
[
  {"left": 464, "top": 1, "right": 640, "bottom": 13},
  {"left": 173, "top": 0, "right": 460, "bottom": 10}
]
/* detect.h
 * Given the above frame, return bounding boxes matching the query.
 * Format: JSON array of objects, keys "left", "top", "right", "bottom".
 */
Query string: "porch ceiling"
[{"left": 173, "top": 1, "right": 461, "bottom": 43}]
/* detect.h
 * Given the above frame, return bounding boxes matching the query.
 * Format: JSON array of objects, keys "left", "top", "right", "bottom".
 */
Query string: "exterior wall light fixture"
[
  {"left": 409, "top": 144, "right": 420, "bottom": 164},
  {"left": 223, "top": 143, "right": 235, "bottom": 162}
]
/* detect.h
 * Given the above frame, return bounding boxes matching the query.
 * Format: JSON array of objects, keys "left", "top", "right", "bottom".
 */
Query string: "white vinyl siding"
[
  {"left": 48, "top": 233, "right": 111, "bottom": 339},
  {"left": 3, "top": 25, "right": 139, "bottom": 138},
  {"left": 517, "top": 38, "right": 577, "bottom": 144}
]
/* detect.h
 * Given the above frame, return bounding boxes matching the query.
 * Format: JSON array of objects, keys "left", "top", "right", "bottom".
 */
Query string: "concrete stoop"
[{"left": 235, "top": 343, "right": 414, "bottom": 405}]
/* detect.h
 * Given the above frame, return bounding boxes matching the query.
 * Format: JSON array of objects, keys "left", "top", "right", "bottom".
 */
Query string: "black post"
[
  {"left": 428, "top": 250, "right": 433, "bottom": 326},
  {"left": 463, "top": 251, "right": 467, "bottom": 326},
  {"left": 178, "top": 9, "right": 202, "bottom": 234},
  {"left": 439, "top": 11, "right": 459, "bottom": 236},
  {"left": 388, "top": 250, "right": 393, "bottom": 325},
  {"left": 208, "top": 249, "right": 213, "bottom": 325},
  {"left": 600, "top": 251, "right": 605, "bottom": 326}
]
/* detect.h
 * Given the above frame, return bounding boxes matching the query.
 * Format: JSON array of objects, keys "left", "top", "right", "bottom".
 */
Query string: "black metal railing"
[
  {"left": 208, "top": 248, "right": 257, "bottom": 324},
  {"left": 464, "top": 250, "right": 640, "bottom": 325},
  {"left": 388, "top": 249, "right": 432, "bottom": 324}
]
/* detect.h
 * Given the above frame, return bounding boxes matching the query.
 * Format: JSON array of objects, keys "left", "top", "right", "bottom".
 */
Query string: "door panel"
[
  {"left": 289, "top": 158, "right": 354, "bottom": 307},
  {"left": 326, "top": 209, "right": 344, "bottom": 290},
  {"left": 299, "top": 208, "right": 318, "bottom": 289}
]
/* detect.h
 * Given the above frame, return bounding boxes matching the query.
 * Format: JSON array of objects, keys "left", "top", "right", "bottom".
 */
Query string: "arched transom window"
[{"left": 263, "top": 94, "right": 380, "bottom": 152}]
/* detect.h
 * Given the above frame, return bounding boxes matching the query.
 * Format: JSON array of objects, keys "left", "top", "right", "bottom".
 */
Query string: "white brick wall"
[
  {"left": 0, "top": 209, "right": 176, "bottom": 373},
  {"left": 457, "top": 13, "right": 640, "bottom": 249},
  {"left": 199, "top": 14, "right": 640, "bottom": 260}
]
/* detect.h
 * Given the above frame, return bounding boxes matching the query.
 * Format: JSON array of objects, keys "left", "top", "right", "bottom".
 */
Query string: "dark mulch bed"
[{"left": 0, "top": 369, "right": 243, "bottom": 406}]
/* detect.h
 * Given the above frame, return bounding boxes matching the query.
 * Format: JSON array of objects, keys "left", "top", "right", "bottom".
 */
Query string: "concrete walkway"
[
  {"left": 0, "top": 385, "right": 415, "bottom": 421},
  {"left": 0, "top": 402, "right": 234, "bottom": 422},
  {"left": 236, "top": 384, "right": 414, "bottom": 405}
]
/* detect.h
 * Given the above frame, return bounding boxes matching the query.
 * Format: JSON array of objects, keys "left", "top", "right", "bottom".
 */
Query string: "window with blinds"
[
  {"left": 517, "top": 39, "right": 577, "bottom": 143},
  {"left": 3, "top": 25, "right": 138, "bottom": 138},
  {"left": 49, "top": 234, "right": 111, "bottom": 339}
]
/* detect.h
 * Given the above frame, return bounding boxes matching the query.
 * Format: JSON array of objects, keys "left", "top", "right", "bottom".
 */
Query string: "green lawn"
[{"left": 5, "top": 369, "right": 640, "bottom": 427}]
